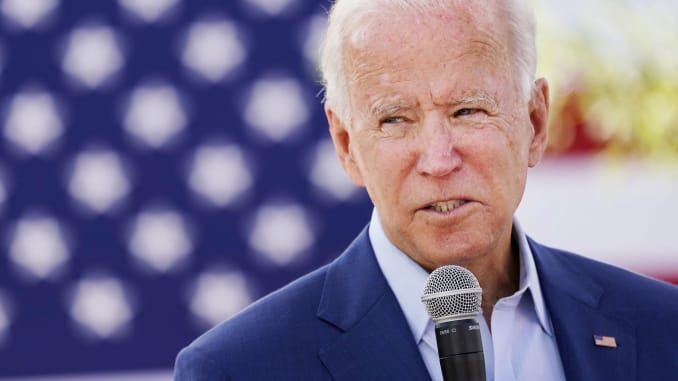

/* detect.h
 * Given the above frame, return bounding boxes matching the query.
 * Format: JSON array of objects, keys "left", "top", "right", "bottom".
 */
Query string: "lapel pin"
[{"left": 594, "top": 334, "right": 617, "bottom": 348}]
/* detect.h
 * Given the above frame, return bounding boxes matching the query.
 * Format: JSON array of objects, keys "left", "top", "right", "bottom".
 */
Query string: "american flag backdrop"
[
  {"left": 1, "top": 0, "right": 678, "bottom": 379},
  {"left": 0, "top": 0, "right": 372, "bottom": 378}
]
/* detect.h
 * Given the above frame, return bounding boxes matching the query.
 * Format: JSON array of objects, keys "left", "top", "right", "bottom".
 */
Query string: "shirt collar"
[
  {"left": 369, "top": 209, "right": 554, "bottom": 342},
  {"left": 369, "top": 210, "right": 431, "bottom": 344},
  {"left": 513, "top": 219, "right": 554, "bottom": 336}
]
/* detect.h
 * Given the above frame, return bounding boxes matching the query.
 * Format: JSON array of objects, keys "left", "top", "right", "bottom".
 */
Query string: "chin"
[
  {"left": 427, "top": 238, "right": 490, "bottom": 265},
  {"left": 410, "top": 244, "right": 481, "bottom": 272}
]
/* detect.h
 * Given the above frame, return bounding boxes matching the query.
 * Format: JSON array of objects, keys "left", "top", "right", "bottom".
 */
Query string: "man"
[{"left": 175, "top": 0, "right": 678, "bottom": 380}]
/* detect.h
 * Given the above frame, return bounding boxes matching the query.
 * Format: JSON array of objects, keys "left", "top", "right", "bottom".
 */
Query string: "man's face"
[{"left": 327, "top": 6, "right": 549, "bottom": 271}]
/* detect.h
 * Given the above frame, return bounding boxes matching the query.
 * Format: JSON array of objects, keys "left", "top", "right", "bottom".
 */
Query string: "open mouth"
[{"left": 427, "top": 200, "right": 468, "bottom": 213}]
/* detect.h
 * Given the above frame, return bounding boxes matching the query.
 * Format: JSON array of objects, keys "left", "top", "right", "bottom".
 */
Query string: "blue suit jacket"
[{"left": 175, "top": 226, "right": 678, "bottom": 380}]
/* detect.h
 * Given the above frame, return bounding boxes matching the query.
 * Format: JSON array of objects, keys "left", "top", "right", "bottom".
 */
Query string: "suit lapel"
[
  {"left": 530, "top": 239, "right": 636, "bottom": 381},
  {"left": 317, "top": 227, "right": 430, "bottom": 381}
]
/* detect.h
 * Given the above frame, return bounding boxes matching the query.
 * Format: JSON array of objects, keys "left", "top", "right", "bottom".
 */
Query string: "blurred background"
[{"left": 0, "top": 0, "right": 675, "bottom": 379}]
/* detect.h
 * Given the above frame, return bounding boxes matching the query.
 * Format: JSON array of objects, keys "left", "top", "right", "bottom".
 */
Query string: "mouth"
[{"left": 426, "top": 200, "right": 468, "bottom": 213}]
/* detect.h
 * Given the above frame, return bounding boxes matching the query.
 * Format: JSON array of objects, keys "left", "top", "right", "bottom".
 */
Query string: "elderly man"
[{"left": 175, "top": 1, "right": 678, "bottom": 380}]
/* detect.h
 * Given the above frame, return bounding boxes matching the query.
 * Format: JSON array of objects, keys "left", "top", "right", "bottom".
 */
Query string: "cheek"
[
  {"left": 355, "top": 137, "right": 417, "bottom": 199},
  {"left": 491, "top": 133, "right": 530, "bottom": 205},
  {"left": 466, "top": 127, "right": 528, "bottom": 189},
  {"left": 485, "top": 118, "right": 532, "bottom": 163}
]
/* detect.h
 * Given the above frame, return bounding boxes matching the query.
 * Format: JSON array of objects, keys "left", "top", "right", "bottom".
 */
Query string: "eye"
[
  {"left": 454, "top": 108, "right": 482, "bottom": 117},
  {"left": 380, "top": 116, "right": 407, "bottom": 124}
]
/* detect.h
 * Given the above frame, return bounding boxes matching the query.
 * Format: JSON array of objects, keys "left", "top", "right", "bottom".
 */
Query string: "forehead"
[{"left": 344, "top": 5, "right": 513, "bottom": 105}]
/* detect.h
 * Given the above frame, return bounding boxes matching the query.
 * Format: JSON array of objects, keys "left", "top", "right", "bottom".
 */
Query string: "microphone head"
[{"left": 421, "top": 265, "right": 482, "bottom": 323}]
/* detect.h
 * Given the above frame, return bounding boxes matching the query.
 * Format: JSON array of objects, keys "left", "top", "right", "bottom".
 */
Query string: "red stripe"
[{"left": 656, "top": 275, "right": 678, "bottom": 286}]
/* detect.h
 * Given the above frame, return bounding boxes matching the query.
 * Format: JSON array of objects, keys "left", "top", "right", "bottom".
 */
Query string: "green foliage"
[{"left": 533, "top": 0, "right": 678, "bottom": 159}]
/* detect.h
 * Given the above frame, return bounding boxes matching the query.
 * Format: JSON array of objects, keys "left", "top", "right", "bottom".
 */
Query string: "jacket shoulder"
[
  {"left": 533, "top": 241, "right": 678, "bottom": 319},
  {"left": 175, "top": 344, "right": 231, "bottom": 381},
  {"left": 175, "top": 264, "right": 334, "bottom": 379}
]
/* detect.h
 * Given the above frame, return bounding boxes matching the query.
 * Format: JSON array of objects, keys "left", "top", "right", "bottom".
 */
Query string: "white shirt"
[{"left": 369, "top": 210, "right": 566, "bottom": 381}]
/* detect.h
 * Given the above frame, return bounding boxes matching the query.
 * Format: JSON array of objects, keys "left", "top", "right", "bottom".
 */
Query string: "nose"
[{"left": 415, "top": 115, "right": 462, "bottom": 177}]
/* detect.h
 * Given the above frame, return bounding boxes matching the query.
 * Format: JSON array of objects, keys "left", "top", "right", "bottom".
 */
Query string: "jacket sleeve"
[{"left": 174, "top": 345, "right": 230, "bottom": 381}]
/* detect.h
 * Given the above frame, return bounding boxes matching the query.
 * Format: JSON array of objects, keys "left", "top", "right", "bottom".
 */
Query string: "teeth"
[{"left": 430, "top": 200, "right": 466, "bottom": 213}]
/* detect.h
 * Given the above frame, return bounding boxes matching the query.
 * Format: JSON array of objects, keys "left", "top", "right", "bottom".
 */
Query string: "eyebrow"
[
  {"left": 367, "top": 91, "right": 499, "bottom": 117},
  {"left": 369, "top": 100, "right": 414, "bottom": 118},
  {"left": 451, "top": 92, "right": 498, "bottom": 109}
]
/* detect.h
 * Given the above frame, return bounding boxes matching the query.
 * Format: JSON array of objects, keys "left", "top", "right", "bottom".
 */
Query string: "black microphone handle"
[{"left": 435, "top": 317, "right": 486, "bottom": 381}]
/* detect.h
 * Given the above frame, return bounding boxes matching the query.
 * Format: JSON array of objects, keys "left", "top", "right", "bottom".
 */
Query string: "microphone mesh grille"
[{"left": 422, "top": 265, "right": 482, "bottom": 321}]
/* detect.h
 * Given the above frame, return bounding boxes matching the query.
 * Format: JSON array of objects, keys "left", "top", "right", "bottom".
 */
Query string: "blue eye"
[
  {"left": 381, "top": 116, "right": 405, "bottom": 124},
  {"left": 454, "top": 108, "right": 481, "bottom": 117}
]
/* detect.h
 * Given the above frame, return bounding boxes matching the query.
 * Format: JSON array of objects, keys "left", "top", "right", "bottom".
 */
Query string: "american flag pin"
[{"left": 594, "top": 334, "right": 617, "bottom": 348}]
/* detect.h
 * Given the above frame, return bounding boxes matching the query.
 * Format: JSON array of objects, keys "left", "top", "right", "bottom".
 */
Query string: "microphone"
[{"left": 421, "top": 265, "right": 486, "bottom": 381}]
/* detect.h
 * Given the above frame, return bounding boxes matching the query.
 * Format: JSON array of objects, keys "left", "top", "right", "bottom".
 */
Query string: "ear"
[
  {"left": 325, "top": 105, "right": 365, "bottom": 187},
  {"left": 527, "top": 78, "right": 550, "bottom": 167}
]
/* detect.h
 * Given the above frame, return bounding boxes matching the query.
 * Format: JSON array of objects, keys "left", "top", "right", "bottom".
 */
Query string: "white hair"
[{"left": 319, "top": 0, "right": 537, "bottom": 122}]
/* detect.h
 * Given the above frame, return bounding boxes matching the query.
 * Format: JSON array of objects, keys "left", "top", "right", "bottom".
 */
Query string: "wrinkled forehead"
[{"left": 344, "top": 3, "right": 511, "bottom": 81}]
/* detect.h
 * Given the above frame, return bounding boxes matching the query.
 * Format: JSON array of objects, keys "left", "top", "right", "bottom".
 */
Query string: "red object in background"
[
  {"left": 547, "top": 90, "right": 611, "bottom": 157},
  {"left": 661, "top": 276, "right": 678, "bottom": 286}
]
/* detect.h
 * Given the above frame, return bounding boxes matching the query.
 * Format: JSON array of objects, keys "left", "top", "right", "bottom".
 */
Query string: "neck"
[{"left": 467, "top": 228, "right": 520, "bottom": 327}]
